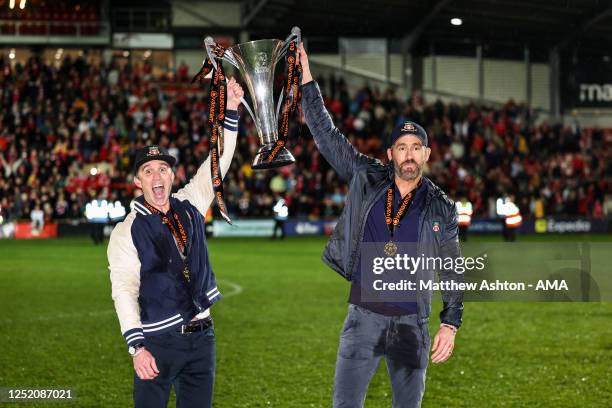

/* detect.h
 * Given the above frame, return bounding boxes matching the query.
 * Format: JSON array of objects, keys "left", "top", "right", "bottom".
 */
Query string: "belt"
[{"left": 176, "top": 316, "right": 213, "bottom": 334}]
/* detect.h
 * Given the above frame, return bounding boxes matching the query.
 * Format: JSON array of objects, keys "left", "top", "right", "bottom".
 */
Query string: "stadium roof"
[{"left": 243, "top": 0, "right": 612, "bottom": 58}]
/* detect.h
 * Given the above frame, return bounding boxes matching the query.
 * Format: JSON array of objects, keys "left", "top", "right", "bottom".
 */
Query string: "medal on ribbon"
[{"left": 384, "top": 180, "right": 422, "bottom": 257}]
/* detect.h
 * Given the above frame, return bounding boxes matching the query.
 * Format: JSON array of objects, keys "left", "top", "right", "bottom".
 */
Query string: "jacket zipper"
[{"left": 347, "top": 178, "right": 393, "bottom": 278}]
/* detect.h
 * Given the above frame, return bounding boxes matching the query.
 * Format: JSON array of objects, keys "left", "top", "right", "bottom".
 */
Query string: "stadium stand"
[{"left": 0, "top": 55, "right": 610, "bottom": 226}]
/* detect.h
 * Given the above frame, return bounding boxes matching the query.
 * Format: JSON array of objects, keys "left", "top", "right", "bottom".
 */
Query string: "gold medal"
[
  {"left": 384, "top": 241, "right": 398, "bottom": 257},
  {"left": 383, "top": 180, "right": 422, "bottom": 257},
  {"left": 182, "top": 266, "right": 191, "bottom": 283}
]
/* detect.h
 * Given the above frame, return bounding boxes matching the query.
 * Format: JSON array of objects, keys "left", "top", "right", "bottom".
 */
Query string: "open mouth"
[{"left": 152, "top": 184, "right": 165, "bottom": 199}]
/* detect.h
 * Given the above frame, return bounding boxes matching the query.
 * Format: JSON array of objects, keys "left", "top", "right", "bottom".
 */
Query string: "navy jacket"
[
  {"left": 108, "top": 113, "right": 238, "bottom": 348},
  {"left": 131, "top": 195, "right": 220, "bottom": 325}
]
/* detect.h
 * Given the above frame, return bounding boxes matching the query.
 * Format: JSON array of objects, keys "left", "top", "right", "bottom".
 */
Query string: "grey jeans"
[{"left": 333, "top": 304, "right": 430, "bottom": 408}]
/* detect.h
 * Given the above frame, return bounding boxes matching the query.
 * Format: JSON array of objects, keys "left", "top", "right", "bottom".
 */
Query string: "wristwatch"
[{"left": 128, "top": 343, "right": 145, "bottom": 356}]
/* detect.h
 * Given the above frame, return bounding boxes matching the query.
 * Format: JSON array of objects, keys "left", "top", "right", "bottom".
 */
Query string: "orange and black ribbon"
[
  {"left": 385, "top": 179, "right": 422, "bottom": 239},
  {"left": 264, "top": 40, "right": 303, "bottom": 163},
  {"left": 192, "top": 45, "right": 232, "bottom": 224},
  {"left": 143, "top": 201, "right": 191, "bottom": 283}
]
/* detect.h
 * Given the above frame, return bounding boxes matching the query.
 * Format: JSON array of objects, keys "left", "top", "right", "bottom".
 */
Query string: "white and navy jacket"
[{"left": 108, "top": 111, "right": 239, "bottom": 348}]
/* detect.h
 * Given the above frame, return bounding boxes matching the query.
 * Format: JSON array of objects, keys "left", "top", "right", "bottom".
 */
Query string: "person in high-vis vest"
[
  {"left": 496, "top": 195, "right": 522, "bottom": 242},
  {"left": 272, "top": 195, "right": 289, "bottom": 240},
  {"left": 455, "top": 196, "right": 473, "bottom": 242},
  {"left": 504, "top": 196, "right": 522, "bottom": 241}
]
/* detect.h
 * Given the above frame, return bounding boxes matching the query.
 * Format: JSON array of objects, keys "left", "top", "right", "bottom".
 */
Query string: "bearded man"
[{"left": 299, "top": 45, "right": 464, "bottom": 408}]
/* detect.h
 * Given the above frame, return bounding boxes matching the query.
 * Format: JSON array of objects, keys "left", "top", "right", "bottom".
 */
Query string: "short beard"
[{"left": 394, "top": 159, "right": 421, "bottom": 181}]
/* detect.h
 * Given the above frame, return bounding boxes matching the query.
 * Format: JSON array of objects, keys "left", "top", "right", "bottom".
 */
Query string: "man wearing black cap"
[
  {"left": 299, "top": 45, "right": 464, "bottom": 407},
  {"left": 108, "top": 78, "right": 243, "bottom": 408}
]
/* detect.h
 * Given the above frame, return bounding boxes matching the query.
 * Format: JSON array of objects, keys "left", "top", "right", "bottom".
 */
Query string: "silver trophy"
[{"left": 205, "top": 27, "right": 301, "bottom": 170}]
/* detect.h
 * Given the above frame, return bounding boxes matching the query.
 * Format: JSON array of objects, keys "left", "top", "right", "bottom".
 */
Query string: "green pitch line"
[{"left": 0, "top": 235, "right": 610, "bottom": 407}]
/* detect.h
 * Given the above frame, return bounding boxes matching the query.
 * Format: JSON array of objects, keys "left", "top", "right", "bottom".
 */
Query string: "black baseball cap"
[
  {"left": 133, "top": 145, "right": 176, "bottom": 175},
  {"left": 390, "top": 121, "right": 428, "bottom": 147}
]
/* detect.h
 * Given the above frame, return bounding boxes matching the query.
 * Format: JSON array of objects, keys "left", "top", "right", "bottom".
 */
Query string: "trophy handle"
[
  {"left": 274, "top": 26, "right": 301, "bottom": 118},
  {"left": 221, "top": 49, "right": 239, "bottom": 69},
  {"left": 275, "top": 87, "right": 284, "bottom": 124},
  {"left": 204, "top": 37, "right": 256, "bottom": 125},
  {"left": 240, "top": 96, "right": 258, "bottom": 127},
  {"left": 275, "top": 26, "right": 301, "bottom": 65},
  {"left": 204, "top": 37, "right": 240, "bottom": 69},
  {"left": 204, "top": 36, "right": 219, "bottom": 70}
]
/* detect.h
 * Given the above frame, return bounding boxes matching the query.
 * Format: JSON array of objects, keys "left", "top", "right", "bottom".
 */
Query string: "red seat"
[
  {"left": 49, "top": 25, "right": 59, "bottom": 35},
  {"left": 1, "top": 24, "right": 16, "bottom": 34},
  {"left": 87, "top": 24, "right": 100, "bottom": 35}
]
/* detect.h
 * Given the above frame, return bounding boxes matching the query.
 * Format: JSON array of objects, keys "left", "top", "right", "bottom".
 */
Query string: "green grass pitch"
[{"left": 1, "top": 234, "right": 611, "bottom": 407}]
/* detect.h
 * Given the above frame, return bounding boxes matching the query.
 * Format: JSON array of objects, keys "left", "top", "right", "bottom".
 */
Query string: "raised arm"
[
  {"left": 173, "top": 77, "right": 244, "bottom": 214},
  {"left": 299, "top": 44, "right": 376, "bottom": 181}
]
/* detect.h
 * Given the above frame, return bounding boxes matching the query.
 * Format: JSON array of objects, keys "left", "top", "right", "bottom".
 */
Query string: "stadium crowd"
[{"left": 0, "top": 55, "right": 610, "bottom": 225}]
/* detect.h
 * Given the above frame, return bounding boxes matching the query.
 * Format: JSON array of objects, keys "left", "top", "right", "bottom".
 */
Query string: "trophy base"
[{"left": 252, "top": 144, "right": 295, "bottom": 170}]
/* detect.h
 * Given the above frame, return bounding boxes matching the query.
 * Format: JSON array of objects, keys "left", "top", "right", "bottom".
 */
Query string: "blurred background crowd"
[{"left": 1, "top": 55, "right": 610, "bottom": 224}]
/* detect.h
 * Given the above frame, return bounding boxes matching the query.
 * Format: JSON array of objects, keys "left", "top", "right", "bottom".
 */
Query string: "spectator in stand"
[{"left": 30, "top": 202, "right": 44, "bottom": 235}]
